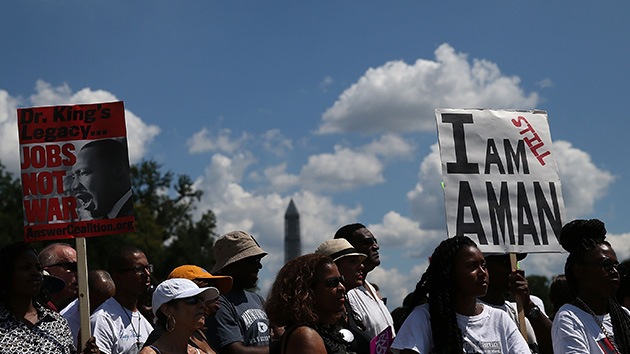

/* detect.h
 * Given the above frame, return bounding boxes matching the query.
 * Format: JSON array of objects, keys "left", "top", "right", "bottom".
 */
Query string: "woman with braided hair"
[
  {"left": 551, "top": 219, "right": 630, "bottom": 353},
  {"left": 390, "top": 236, "right": 529, "bottom": 353}
]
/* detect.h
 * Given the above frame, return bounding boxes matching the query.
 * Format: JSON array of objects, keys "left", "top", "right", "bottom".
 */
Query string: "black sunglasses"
[
  {"left": 360, "top": 237, "right": 378, "bottom": 247},
  {"left": 583, "top": 257, "right": 619, "bottom": 273},
  {"left": 181, "top": 296, "right": 204, "bottom": 305},
  {"left": 323, "top": 275, "right": 345, "bottom": 288},
  {"left": 48, "top": 261, "right": 78, "bottom": 272}
]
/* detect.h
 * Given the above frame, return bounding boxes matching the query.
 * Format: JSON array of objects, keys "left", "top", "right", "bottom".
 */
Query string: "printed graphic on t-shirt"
[
  {"left": 464, "top": 340, "right": 502, "bottom": 353},
  {"left": 242, "top": 308, "right": 270, "bottom": 346}
]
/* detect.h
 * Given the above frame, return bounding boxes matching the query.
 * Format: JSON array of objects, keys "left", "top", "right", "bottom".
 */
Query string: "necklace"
[
  {"left": 575, "top": 297, "right": 620, "bottom": 354},
  {"left": 118, "top": 300, "right": 142, "bottom": 351}
]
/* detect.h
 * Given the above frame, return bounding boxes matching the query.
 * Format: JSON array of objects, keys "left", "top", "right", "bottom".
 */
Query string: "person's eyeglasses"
[
  {"left": 583, "top": 258, "right": 619, "bottom": 273},
  {"left": 181, "top": 296, "right": 204, "bottom": 305},
  {"left": 360, "top": 237, "right": 378, "bottom": 247},
  {"left": 119, "top": 264, "right": 154, "bottom": 275},
  {"left": 47, "top": 262, "right": 78, "bottom": 272},
  {"left": 323, "top": 275, "right": 345, "bottom": 288}
]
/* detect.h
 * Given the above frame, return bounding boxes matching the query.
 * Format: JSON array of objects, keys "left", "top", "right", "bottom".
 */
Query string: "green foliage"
[
  {"left": 0, "top": 162, "right": 24, "bottom": 246},
  {"left": 526, "top": 274, "right": 551, "bottom": 314},
  {"left": 0, "top": 159, "right": 217, "bottom": 282}
]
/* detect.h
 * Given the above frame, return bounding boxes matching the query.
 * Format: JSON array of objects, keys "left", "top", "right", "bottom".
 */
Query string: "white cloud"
[
  {"left": 0, "top": 90, "right": 20, "bottom": 172},
  {"left": 263, "top": 163, "right": 300, "bottom": 192},
  {"left": 367, "top": 211, "right": 440, "bottom": 249},
  {"left": 1, "top": 81, "right": 159, "bottom": 171},
  {"left": 320, "top": 76, "right": 334, "bottom": 92},
  {"left": 366, "top": 266, "right": 418, "bottom": 310},
  {"left": 554, "top": 140, "right": 615, "bottom": 219},
  {"left": 363, "top": 133, "right": 416, "bottom": 159},
  {"left": 187, "top": 128, "right": 249, "bottom": 154},
  {"left": 609, "top": 232, "right": 630, "bottom": 263},
  {"left": 125, "top": 110, "right": 161, "bottom": 163},
  {"left": 193, "top": 152, "right": 364, "bottom": 295},
  {"left": 537, "top": 78, "right": 554, "bottom": 89},
  {"left": 407, "top": 143, "right": 448, "bottom": 230},
  {"left": 264, "top": 134, "right": 416, "bottom": 193},
  {"left": 300, "top": 146, "right": 384, "bottom": 192},
  {"left": 261, "top": 129, "right": 293, "bottom": 156},
  {"left": 319, "top": 43, "right": 539, "bottom": 134}
]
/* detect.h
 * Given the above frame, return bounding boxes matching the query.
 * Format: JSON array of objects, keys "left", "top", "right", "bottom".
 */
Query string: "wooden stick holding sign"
[
  {"left": 510, "top": 253, "right": 527, "bottom": 338},
  {"left": 76, "top": 237, "right": 91, "bottom": 351}
]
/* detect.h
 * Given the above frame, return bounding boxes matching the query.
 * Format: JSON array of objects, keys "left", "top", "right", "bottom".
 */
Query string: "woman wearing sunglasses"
[
  {"left": 266, "top": 254, "right": 350, "bottom": 354},
  {"left": 552, "top": 219, "right": 630, "bottom": 354},
  {"left": 140, "top": 278, "right": 219, "bottom": 354}
]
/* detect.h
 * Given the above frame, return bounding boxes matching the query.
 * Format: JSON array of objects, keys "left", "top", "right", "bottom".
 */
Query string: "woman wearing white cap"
[{"left": 139, "top": 278, "right": 219, "bottom": 354}]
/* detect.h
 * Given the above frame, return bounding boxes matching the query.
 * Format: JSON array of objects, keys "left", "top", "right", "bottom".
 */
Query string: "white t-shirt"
[
  {"left": 90, "top": 297, "right": 153, "bottom": 354},
  {"left": 391, "top": 303, "right": 530, "bottom": 354},
  {"left": 347, "top": 280, "right": 395, "bottom": 339},
  {"left": 479, "top": 296, "right": 546, "bottom": 350},
  {"left": 60, "top": 299, "right": 80, "bottom": 348},
  {"left": 552, "top": 303, "right": 626, "bottom": 354}
]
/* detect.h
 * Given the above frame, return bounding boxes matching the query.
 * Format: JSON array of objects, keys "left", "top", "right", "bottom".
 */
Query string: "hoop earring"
[{"left": 166, "top": 316, "right": 176, "bottom": 332}]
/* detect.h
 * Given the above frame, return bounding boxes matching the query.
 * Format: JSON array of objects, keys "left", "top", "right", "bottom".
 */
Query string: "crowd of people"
[{"left": 1, "top": 219, "right": 630, "bottom": 353}]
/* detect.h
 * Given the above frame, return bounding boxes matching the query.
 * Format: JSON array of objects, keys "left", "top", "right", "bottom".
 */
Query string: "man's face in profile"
[{"left": 71, "top": 147, "right": 114, "bottom": 218}]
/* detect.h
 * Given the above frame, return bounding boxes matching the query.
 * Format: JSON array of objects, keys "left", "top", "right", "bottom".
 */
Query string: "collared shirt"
[
  {"left": 347, "top": 280, "right": 395, "bottom": 339},
  {"left": 0, "top": 301, "right": 76, "bottom": 354}
]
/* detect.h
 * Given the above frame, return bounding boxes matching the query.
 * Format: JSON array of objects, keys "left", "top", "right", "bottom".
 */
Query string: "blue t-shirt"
[{"left": 206, "top": 289, "right": 270, "bottom": 349}]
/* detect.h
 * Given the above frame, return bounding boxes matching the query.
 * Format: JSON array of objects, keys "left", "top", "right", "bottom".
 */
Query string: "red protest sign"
[{"left": 17, "top": 101, "right": 135, "bottom": 241}]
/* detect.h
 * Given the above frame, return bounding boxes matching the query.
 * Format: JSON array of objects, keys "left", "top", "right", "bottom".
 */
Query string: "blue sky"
[{"left": 2, "top": 1, "right": 629, "bottom": 309}]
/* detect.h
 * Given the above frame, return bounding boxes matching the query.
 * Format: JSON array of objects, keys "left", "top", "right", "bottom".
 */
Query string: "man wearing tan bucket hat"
[{"left": 205, "top": 231, "right": 270, "bottom": 354}]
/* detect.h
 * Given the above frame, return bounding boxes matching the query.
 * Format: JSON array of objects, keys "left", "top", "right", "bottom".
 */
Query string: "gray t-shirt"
[{"left": 206, "top": 289, "right": 270, "bottom": 349}]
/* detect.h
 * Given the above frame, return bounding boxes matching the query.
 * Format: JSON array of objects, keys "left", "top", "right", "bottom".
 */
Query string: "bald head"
[
  {"left": 89, "top": 270, "right": 115, "bottom": 312},
  {"left": 39, "top": 243, "right": 78, "bottom": 309}
]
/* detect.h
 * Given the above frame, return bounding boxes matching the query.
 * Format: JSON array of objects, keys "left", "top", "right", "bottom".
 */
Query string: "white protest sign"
[{"left": 435, "top": 109, "right": 564, "bottom": 254}]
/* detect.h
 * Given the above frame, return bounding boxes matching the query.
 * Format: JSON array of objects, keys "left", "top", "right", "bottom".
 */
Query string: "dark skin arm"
[
  {"left": 221, "top": 342, "right": 269, "bottom": 354},
  {"left": 509, "top": 270, "right": 553, "bottom": 354}
]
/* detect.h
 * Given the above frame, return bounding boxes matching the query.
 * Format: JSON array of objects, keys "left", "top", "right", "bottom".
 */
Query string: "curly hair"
[
  {"left": 407, "top": 235, "right": 479, "bottom": 354},
  {"left": 560, "top": 219, "right": 630, "bottom": 353},
  {"left": 265, "top": 254, "right": 335, "bottom": 328}
]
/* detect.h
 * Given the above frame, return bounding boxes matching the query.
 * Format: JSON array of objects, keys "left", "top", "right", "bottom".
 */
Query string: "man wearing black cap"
[
  {"left": 480, "top": 253, "right": 553, "bottom": 354},
  {"left": 206, "top": 231, "right": 270, "bottom": 354}
]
